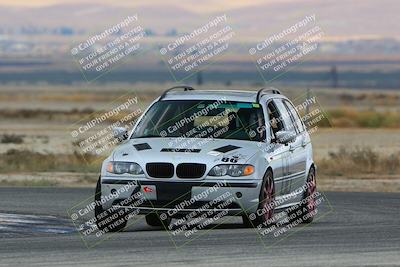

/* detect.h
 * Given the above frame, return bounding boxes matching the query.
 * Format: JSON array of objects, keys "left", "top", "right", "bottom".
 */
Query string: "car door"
[
  {"left": 263, "top": 99, "right": 291, "bottom": 198},
  {"left": 273, "top": 99, "right": 307, "bottom": 203},
  {"left": 282, "top": 99, "right": 308, "bottom": 198}
]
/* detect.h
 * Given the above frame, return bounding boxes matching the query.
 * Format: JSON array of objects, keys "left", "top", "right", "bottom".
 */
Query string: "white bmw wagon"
[{"left": 94, "top": 86, "right": 317, "bottom": 232}]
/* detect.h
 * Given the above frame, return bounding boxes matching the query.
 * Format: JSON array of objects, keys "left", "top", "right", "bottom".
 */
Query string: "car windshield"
[{"left": 131, "top": 100, "right": 265, "bottom": 141}]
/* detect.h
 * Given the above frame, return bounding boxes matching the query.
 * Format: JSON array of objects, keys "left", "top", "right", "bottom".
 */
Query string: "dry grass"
[
  {"left": 327, "top": 109, "right": 400, "bottom": 128},
  {"left": 317, "top": 146, "right": 400, "bottom": 177},
  {"left": 0, "top": 108, "right": 94, "bottom": 121},
  {"left": 1, "top": 134, "right": 24, "bottom": 144},
  {"left": 0, "top": 108, "right": 142, "bottom": 123},
  {"left": 0, "top": 149, "right": 99, "bottom": 173}
]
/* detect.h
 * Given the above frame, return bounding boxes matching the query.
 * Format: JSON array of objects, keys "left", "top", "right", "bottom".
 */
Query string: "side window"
[
  {"left": 273, "top": 99, "right": 298, "bottom": 133},
  {"left": 266, "top": 101, "right": 284, "bottom": 140},
  {"left": 283, "top": 99, "right": 305, "bottom": 133}
]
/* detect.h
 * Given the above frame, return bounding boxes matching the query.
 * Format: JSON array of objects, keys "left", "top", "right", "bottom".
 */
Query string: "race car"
[{"left": 94, "top": 86, "right": 317, "bottom": 232}]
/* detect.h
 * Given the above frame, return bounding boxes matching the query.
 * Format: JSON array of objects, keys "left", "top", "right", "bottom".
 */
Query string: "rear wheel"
[
  {"left": 145, "top": 213, "right": 171, "bottom": 228},
  {"left": 288, "top": 167, "right": 317, "bottom": 223},
  {"left": 94, "top": 177, "right": 127, "bottom": 232},
  {"left": 243, "top": 169, "right": 275, "bottom": 227}
]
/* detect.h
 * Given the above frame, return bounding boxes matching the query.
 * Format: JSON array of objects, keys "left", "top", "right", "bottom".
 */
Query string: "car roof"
[{"left": 160, "top": 90, "right": 286, "bottom": 103}]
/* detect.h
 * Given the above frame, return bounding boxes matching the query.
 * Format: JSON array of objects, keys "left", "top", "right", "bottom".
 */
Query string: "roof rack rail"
[
  {"left": 159, "top": 85, "right": 195, "bottom": 100},
  {"left": 256, "top": 87, "right": 281, "bottom": 103}
]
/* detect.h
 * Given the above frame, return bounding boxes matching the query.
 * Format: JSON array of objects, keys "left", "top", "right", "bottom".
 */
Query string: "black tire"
[
  {"left": 94, "top": 177, "right": 127, "bottom": 232},
  {"left": 145, "top": 213, "right": 171, "bottom": 228},
  {"left": 243, "top": 169, "right": 275, "bottom": 227},
  {"left": 242, "top": 213, "right": 254, "bottom": 228},
  {"left": 287, "top": 167, "right": 317, "bottom": 224},
  {"left": 94, "top": 177, "right": 103, "bottom": 220}
]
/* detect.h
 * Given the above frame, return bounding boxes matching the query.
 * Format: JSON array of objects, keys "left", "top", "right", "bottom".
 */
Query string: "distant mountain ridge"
[{"left": 0, "top": 0, "right": 398, "bottom": 40}]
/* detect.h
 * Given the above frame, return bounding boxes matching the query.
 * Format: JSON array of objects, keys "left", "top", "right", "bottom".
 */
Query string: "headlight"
[
  {"left": 106, "top": 161, "right": 144, "bottom": 175},
  {"left": 208, "top": 164, "right": 254, "bottom": 177}
]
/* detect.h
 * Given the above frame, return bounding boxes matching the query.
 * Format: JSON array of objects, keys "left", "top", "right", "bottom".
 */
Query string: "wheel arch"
[
  {"left": 266, "top": 166, "right": 273, "bottom": 176},
  {"left": 308, "top": 162, "right": 316, "bottom": 176},
  {"left": 261, "top": 167, "right": 274, "bottom": 192}
]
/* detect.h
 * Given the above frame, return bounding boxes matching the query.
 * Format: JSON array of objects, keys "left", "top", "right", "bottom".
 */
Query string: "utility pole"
[
  {"left": 197, "top": 71, "right": 203, "bottom": 86},
  {"left": 306, "top": 88, "right": 310, "bottom": 115},
  {"left": 331, "top": 65, "right": 338, "bottom": 88}
]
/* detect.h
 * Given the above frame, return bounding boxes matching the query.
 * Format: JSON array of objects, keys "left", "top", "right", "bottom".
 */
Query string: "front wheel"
[{"left": 243, "top": 169, "right": 275, "bottom": 227}]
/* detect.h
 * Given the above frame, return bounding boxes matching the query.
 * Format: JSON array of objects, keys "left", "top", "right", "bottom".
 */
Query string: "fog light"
[{"left": 236, "top": 192, "right": 242, "bottom": 198}]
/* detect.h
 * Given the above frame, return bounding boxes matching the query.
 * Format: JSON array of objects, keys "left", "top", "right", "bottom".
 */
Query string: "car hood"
[{"left": 112, "top": 138, "right": 263, "bottom": 165}]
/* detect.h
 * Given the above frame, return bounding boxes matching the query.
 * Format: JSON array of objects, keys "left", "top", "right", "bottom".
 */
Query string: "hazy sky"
[
  {"left": 0, "top": 0, "right": 291, "bottom": 12},
  {"left": 0, "top": 0, "right": 398, "bottom": 39},
  {"left": 0, "top": 0, "right": 270, "bottom": 7}
]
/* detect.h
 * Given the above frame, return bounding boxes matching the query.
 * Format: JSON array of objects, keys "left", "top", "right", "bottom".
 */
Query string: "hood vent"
[
  {"left": 133, "top": 143, "right": 152, "bottom": 151},
  {"left": 161, "top": 148, "right": 201, "bottom": 153},
  {"left": 213, "top": 145, "right": 240, "bottom": 153}
]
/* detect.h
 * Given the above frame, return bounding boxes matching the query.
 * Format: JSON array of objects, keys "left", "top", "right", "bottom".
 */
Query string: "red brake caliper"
[
  {"left": 307, "top": 172, "right": 316, "bottom": 211},
  {"left": 263, "top": 176, "right": 274, "bottom": 221}
]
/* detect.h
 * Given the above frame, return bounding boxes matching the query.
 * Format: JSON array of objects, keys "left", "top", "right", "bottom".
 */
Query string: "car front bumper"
[{"left": 100, "top": 176, "right": 263, "bottom": 216}]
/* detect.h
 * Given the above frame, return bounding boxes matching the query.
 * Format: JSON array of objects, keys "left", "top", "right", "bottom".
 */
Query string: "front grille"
[
  {"left": 176, "top": 163, "right": 206, "bottom": 179},
  {"left": 146, "top": 163, "right": 174, "bottom": 178}
]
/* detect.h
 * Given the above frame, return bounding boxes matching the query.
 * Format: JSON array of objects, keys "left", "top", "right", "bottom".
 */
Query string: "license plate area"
[{"left": 156, "top": 183, "right": 192, "bottom": 206}]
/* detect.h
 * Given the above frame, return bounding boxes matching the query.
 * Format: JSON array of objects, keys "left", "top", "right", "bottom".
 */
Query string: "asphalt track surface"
[{"left": 0, "top": 187, "right": 399, "bottom": 267}]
